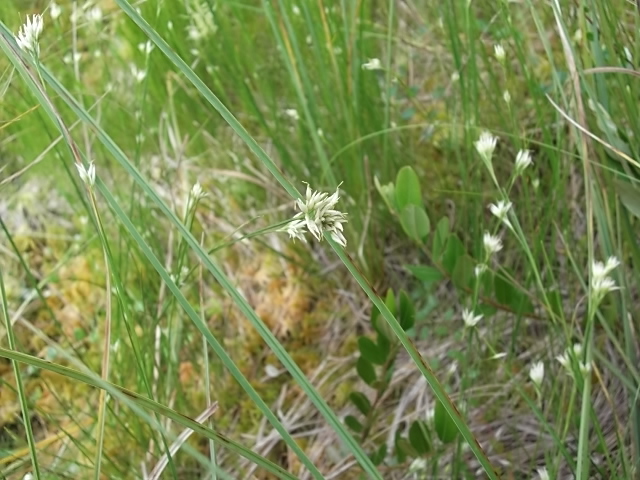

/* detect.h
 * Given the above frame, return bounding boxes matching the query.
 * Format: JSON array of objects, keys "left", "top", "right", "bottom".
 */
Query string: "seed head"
[
  {"left": 76, "top": 161, "right": 96, "bottom": 187},
  {"left": 16, "top": 14, "right": 44, "bottom": 58}
]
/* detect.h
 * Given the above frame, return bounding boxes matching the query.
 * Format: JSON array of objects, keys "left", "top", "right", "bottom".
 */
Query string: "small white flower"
[
  {"left": 280, "top": 219, "right": 307, "bottom": 243},
  {"left": 76, "top": 161, "right": 96, "bottom": 187},
  {"left": 514, "top": 149, "right": 533, "bottom": 174},
  {"left": 22, "top": 473, "right": 34, "bottom": 480},
  {"left": 362, "top": 58, "right": 383, "bottom": 71},
  {"left": 592, "top": 256, "right": 620, "bottom": 280},
  {"left": 483, "top": 232, "right": 502, "bottom": 256},
  {"left": 490, "top": 352, "right": 507, "bottom": 360},
  {"left": 284, "top": 108, "right": 300, "bottom": 121},
  {"left": 16, "top": 14, "right": 44, "bottom": 58},
  {"left": 451, "top": 71, "right": 460, "bottom": 82},
  {"left": 489, "top": 200, "right": 513, "bottom": 227},
  {"left": 572, "top": 343, "right": 583, "bottom": 358},
  {"left": 85, "top": 7, "right": 103, "bottom": 24},
  {"left": 292, "top": 5, "right": 301, "bottom": 15},
  {"left": 50, "top": 2, "right": 62, "bottom": 20},
  {"left": 591, "top": 256, "right": 620, "bottom": 300},
  {"left": 536, "top": 466, "right": 550, "bottom": 480},
  {"left": 474, "top": 263, "right": 487, "bottom": 277},
  {"left": 556, "top": 352, "right": 570, "bottom": 370},
  {"left": 532, "top": 178, "right": 540, "bottom": 189},
  {"left": 529, "top": 361, "right": 544, "bottom": 387},
  {"left": 190, "top": 182, "right": 207, "bottom": 200},
  {"left": 494, "top": 44, "right": 505, "bottom": 62},
  {"left": 579, "top": 361, "right": 592, "bottom": 376},
  {"left": 409, "top": 458, "right": 427, "bottom": 473},
  {"left": 503, "top": 90, "right": 511, "bottom": 104},
  {"left": 130, "top": 64, "right": 147, "bottom": 83},
  {"left": 474, "top": 131, "right": 498, "bottom": 162},
  {"left": 462, "top": 308, "right": 483, "bottom": 328},
  {"left": 138, "top": 41, "right": 154, "bottom": 54}
]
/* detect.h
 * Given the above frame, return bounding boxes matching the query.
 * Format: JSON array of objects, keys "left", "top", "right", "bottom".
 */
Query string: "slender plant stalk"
[{"left": 0, "top": 270, "right": 41, "bottom": 479}]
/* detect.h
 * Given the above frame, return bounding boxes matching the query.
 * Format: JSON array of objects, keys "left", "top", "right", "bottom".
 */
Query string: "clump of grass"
[{"left": 0, "top": 0, "right": 638, "bottom": 479}]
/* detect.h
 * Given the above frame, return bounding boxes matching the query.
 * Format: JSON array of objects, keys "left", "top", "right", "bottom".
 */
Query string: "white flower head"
[
  {"left": 579, "top": 361, "right": 592, "bottom": 376},
  {"left": 409, "top": 458, "right": 427, "bottom": 473},
  {"left": 483, "top": 232, "right": 502, "bottom": 257},
  {"left": 138, "top": 41, "right": 154, "bottom": 55},
  {"left": 130, "top": 64, "right": 147, "bottom": 83},
  {"left": 474, "top": 131, "right": 498, "bottom": 163},
  {"left": 284, "top": 108, "right": 300, "bottom": 121},
  {"left": 572, "top": 343, "right": 583, "bottom": 358},
  {"left": 494, "top": 43, "right": 505, "bottom": 62},
  {"left": 474, "top": 263, "right": 487, "bottom": 277},
  {"left": 84, "top": 6, "right": 103, "bottom": 24},
  {"left": 489, "top": 200, "right": 513, "bottom": 227},
  {"left": 503, "top": 90, "right": 511, "bottom": 104},
  {"left": 50, "top": 2, "right": 62, "bottom": 20},
  {"left": 362, "top": 58, "right": 383, "bottom": 71},
  {"left": 514, "top": 149, "right": 533, "bottom": 174},
  {"left": 281, "top": 219, "right": 308, "bottom": 244},
  {"left": 292, "top": 5, "right": 301, "bottom": 15},
  {"left": 284, "top": 184, "right": 348, "bottom": 246},
  {"left": 536, "top": 466, "right": 550, "bottom": 480},
  {"left": 556, "top": 352, "right": 571, "bottom": 370},
  {"left": 462, "top": 308, "right": 483, "bottom": 328},
  {"left": 529, "top": 361, "right": 544, "bottom": 387},
  {"left": 16, "top": 14, "right": 44, "bottom": 58},
  {"left": 190, "top": 182, "right": 207, "bottom": 201},
  {"left": 76, "top": 161, "right": 96, "bottom": 187},
  {"left": 591, "top": 256, "right": 620, "bottom": 300}
]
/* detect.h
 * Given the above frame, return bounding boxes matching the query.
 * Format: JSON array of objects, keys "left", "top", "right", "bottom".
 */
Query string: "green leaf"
[
  {"left": 345, "top": 415, "right": 364, "bottom": 433},
  {"left": 385, "top": 289, "right": 396, "bottom": 316},
  {"left": 371, "top": 310, "right": 393, "bottom": 341},
  {"left": 394, "top": 431, "right": 407, "bottom": 462},
  {"left": 442, "top": 235, "right": 465, "bottom": 273},
  {"left": 405, "top": 265, "right": 443, "bottom": 287},
  {"left": 616, "top": 180, "right": 640, "bottom": 220},
  {"left": 349, "top": 392, "right": 372, "bottom": 416},
  {"left": 432, "top": 216, "right": 450, "bottom": 259},
  {"left": 356, "top": 357, "right": 377, "bottom": 386},
  {"left": 395, "top": 435, "right": 416, "bottom": 461},
  {"left": 494, "top": 275, "right": 533, "bottom": 313},
  {"left": 400, "top": 205, "right": 431, "bottom": 243},
  {"left": 409, "top": 420, "right": 431, "bottom": 454},
  {"left": 376, "top": 333, "right": 391, "bottom": 361},
  {"left": 370, "top": 443, "right": 387, "bottom": 466},
  {"left": 374, "top": 175, "right": 397, "bottom": 213},
  {"left": 398, "top": 290, "right": 416, "bottom": 331},
  {"left": 434, "top": 399, "right": 459, "bottom": 444},
  {"left": 451, "top": 255, "right": 475, "bottom": 290},
  {"left": 395, "top": 166, "right": 422, "bottom": 209},
  {"left": 358, "top": 337, "right": 388, "bottom": 365}
]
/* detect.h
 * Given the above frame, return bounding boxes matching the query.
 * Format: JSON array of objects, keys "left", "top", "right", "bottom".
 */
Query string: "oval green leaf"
[
  {"left": 400, "top": 204, "right": 430, "bottom": 244},
  {"left": 434, "top": 399, "right": 459, "bottom": 444},
  {"left": 345, "top": 415, "right": 364, "bottom": 433},
  {"left": 395, "top": 166, "right": 422, "bottom": 209},
  {"left": 349, "top": 391, "right": 372, "bottom": 416},
  {"left": 408, "top": 420, "right": 431, "bottom": 454},
  {"left": 358, "top": 337, "right": 387, "bottom": 365},
  {"left": 356, "top": 356, "right": 377, "bottom": 386}
]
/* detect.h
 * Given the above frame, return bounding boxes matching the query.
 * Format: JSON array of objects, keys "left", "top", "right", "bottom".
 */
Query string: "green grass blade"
[
  {"left": 0, "top": 270, "right": 41, "bottom": 479},
  {"left": 0, "top": 347, "right": 298, "bottom": 480}
]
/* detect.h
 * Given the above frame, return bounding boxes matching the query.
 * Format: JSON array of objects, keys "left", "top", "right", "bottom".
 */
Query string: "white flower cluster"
[
  {"left": 281, "top": 184, "right": 348, "bottom": 247},
  {"left": 16, "top": 14, "right": 43, "bottom": 58},
  {"left": 591, "top": 256, "right": 620, "bottom": 301}
]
